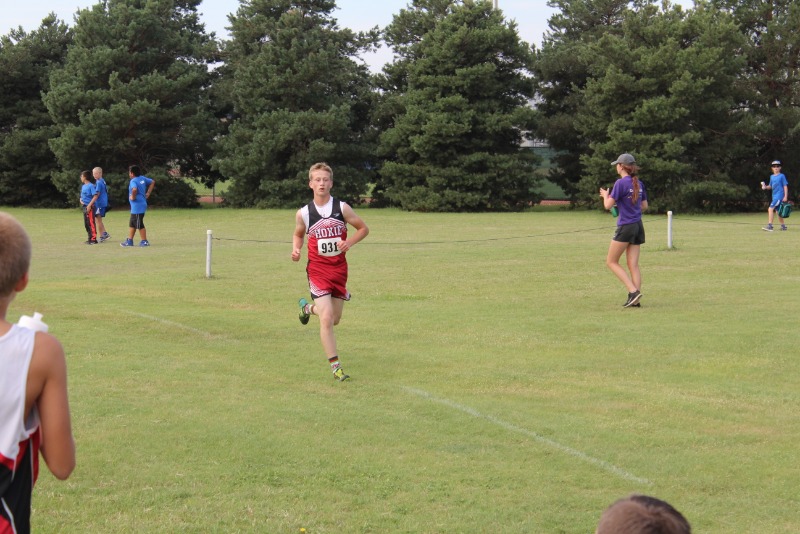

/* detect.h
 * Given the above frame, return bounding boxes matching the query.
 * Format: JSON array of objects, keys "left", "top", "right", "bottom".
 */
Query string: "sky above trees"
[{"left": 5, "top": 0, "right": 560, "bottom": 71}]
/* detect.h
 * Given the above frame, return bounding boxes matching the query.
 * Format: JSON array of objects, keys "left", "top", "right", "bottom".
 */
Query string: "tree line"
[{"left": 1, "top": 0, "right": 798, "bottom": 212}]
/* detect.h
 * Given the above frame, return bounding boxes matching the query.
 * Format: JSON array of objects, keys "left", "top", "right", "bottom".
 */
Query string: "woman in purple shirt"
[{"left": 600, "top": 153, "right": 649, "bottom": 308}]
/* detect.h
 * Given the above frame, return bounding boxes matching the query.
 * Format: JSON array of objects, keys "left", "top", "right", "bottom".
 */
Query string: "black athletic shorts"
[
  {"left": 613, "top": 220, "right": 645, "bottom": 245},
  {"left": 129, "top": 213, "right": 146, "bottom": 230}
]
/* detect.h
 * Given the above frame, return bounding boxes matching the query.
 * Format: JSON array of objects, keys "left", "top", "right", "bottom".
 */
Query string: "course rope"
[{"left": 210, "top": 214, "right": 774, "bottom": 246}]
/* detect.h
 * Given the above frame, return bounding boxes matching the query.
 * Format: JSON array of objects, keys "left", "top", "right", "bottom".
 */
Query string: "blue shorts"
[
  {"left": 770, "top": 198, "right": 783, "bottom": 209},
  {"left": 95, "top": 206, "right": 108, "bottom": 217}
]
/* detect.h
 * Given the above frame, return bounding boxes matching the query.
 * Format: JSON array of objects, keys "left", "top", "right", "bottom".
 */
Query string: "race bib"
[{"left": 317, "top": 237, "right": 342, "bottom": 257}]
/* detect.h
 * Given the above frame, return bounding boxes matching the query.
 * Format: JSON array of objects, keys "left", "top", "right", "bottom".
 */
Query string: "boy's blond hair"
[
  {"left": 0, "top": 212, "right": 32, "bottom": 297},
  {"left": 309, "top": 162, "right": 333, "bottom": 180}
]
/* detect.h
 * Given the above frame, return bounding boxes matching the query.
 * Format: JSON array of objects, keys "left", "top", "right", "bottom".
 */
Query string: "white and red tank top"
[
  {"left": 1, "top": 325, "right": 41, "bottom": 534},
  {"left": 301, "top": 197, "right": 349, "bottom": 269}
]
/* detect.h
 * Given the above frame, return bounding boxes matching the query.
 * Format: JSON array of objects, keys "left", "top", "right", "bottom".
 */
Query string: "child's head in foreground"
[
  {"left": 0, "top": 211, "right": 32, "bottom": 300},
  {"left": 596, "top": 494, "right": 691, "bottom": 534}
]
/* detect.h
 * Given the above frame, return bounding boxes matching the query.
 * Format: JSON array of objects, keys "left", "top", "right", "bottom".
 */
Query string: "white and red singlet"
[{"left": 302, "top": 197, "right": 350, "bottom": 300}]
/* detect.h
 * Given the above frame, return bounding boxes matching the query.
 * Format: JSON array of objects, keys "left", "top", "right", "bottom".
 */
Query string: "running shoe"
[
  {"left": 139, "top": 240, "right": 150, "bottom": 247},
  {"left": 333, "top": 367, "right": 350, "bottom": 382},
  {"left": 120, "top": 239, "right": 134, "bottom": 247},
  {"left": 762, "top": 225, "right": 774, "bottom": 232},
  {"left": 623, "top": 290, "right": 642, "bottom": 308},
  {"left": 298, "top": 298, "right": 310, "bottom": 325}
]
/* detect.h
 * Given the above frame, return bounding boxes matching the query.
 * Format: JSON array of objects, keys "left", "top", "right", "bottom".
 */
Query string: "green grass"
[
  {"left": 4, "top": 207, "right": 799, "bottom": 533},
  {"left": 190, "top": 179, "right": 230, "bottom": 197}
]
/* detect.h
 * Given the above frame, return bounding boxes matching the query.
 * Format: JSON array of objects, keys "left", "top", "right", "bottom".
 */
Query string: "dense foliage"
[
  {"left": 531, "top": 0, "right": 631, "bottom": 200},
  {"left": 573, "top": 3, "right": 747, "bottom": 211},
  {"left": 212, "top": 0, "right": 378, "bottom": 208},
  {"left": 0, "top": 16, "right": 72, "bottom": 207},
  {"left": 41, "top": 0, "right": 219, "bottom": 207},
  {"left": 535, "top": 0, "right": 799, "bottom": 210},
  {"left": 376, "top": 0, "right": 540, "bottom": 211},
  {"left": 711, "top": 0, "right": 800, "bottom": 183}
]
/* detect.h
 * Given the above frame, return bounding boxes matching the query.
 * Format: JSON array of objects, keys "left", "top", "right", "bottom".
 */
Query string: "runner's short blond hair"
[{"left": 309, "top": 162, "right": 333, "bottom": 180}]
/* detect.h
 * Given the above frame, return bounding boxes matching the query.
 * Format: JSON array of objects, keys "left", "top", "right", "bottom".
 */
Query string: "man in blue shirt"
[{"left": 121, "top": 165, "right": 155, "bottom": 247}]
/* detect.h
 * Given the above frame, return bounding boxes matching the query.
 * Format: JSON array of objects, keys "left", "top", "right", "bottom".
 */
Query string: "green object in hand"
[{"left": 610, "top": 206, "right": 619, "bottom": 217}]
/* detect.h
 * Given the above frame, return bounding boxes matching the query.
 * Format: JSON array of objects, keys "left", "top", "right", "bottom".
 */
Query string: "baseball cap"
[
  {"left": 771, "top": 160, "right": 781, "bottom": 166},
  {"left": 611, "top": 153, "right": 636, "bottom": 165}
]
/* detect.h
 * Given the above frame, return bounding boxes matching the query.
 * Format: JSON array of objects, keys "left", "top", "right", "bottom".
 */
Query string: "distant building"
[{"left": 521, "top": 138, "right": 549, "bottom": 148}]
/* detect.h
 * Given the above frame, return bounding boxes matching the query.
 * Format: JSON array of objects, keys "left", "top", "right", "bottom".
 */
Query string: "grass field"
[
  {"left": 192, "top": 180, "right": 230, "bottom": 198},
  {"left": 4, "top": 206, "right": 799, "bottom": 533}
]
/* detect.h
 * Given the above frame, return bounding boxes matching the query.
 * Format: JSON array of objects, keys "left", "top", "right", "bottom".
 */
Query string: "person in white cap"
[
  {"left": 600, "top": 153, "right": 649, "bottom": 307},
  {"left": 761, "top": 160, "right": 789, "bottom": 231}
]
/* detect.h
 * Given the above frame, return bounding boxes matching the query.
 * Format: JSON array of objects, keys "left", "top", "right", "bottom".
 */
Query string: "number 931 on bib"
[{"left": 317, "top": 237, "right": 342, "bottom": 256}]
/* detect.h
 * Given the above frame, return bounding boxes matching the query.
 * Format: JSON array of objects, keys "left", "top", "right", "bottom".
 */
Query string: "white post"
[
  {"left": 667, "top": 211, "right": 673, "bottom": 249},
  {"left": 206, "top": 230, "right": 213, "bottom": 278}
]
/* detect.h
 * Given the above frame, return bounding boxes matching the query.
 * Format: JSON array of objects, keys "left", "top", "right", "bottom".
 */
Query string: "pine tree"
[
  {"left": 572, "top": 3, "right": 747, "bottom": 211},
  {"left": 43, "top": 0, "right": 220, "bottom": 205},
  {"left": 531, "top": 0, "right": 631, "bottom": 200},
  {"left": 213, "top": 0, "right": 377, "bottom": 208},
  {"left": 0, "top": 16, "right": 72, "bottom": 206},
  {"left": 711, "top": 0, "right": 800, "bottom": 192},
  {"left": 377, "top": 0, "right": 538, "bottom": 211}
]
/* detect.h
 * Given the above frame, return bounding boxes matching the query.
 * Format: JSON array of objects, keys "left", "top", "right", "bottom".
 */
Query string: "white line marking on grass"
[
  {"left": 124, "top": 311, "right": 219, "bottom": 339},
  {"left": 402, "top": 386, "right": 652, "bottom": 486}
]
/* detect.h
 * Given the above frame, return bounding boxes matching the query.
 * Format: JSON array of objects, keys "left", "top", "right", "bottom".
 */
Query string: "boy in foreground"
[
  {"left": 0, "top": 212, "right": 76, "bottom": 532},
  {"left": 291, "top": 163, "right": 369, "bottom": 381}
]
